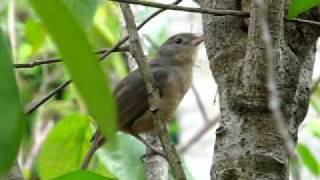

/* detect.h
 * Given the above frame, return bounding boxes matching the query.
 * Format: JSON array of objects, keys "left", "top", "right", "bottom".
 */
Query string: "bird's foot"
[{"left": 140, "top": 148, "right": 166, "bottom": 163}]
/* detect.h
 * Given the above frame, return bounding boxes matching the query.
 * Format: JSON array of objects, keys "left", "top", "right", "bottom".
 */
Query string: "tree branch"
[
  {"left": 126, "top": 41, "right": 168, "bottom": 180},
  {"left": 191, "top": 85, "right": 210, "bottom": 122},
  {"left": 119, "top": 3, "right": 186, "bottom": 179},
  {"left": 24, "top": 0, "right": 182, "bottom": 114},
  {"left": 145, "top": 131, "right": 168, "bottom": 180},
  {"left": 14, "top": 0, "right": 320, "bottom": 69},
  {"left": 25, "top": 80, "right": 72, "bottom": 114},
  {"left": 111, "top": 0, "right": 249, "bottom": 17},
  {"left": 106, "top": 0, "right": 320, "bottom": 27},
  {"left": 254, "top": 0, "right": 301, "bottom": 179},
  {"left": 14, "top": 47, "right": 129, "bottom": 68}
]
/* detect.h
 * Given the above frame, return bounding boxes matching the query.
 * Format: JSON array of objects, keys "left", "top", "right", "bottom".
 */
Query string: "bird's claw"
[{"left": 140, "top": 150, "right": 166, "bottom": 163}]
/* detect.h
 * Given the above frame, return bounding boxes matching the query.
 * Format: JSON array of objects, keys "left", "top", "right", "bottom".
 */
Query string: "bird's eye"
[{"left": 175, "top": 38, "right": 183, "bottom": 44}]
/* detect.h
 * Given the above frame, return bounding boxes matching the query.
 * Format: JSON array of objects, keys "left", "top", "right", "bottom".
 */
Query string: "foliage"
[
  {"left": 0, "top": 0, "right": 172, "bottom": 177},
  {"left": 288, "top": 0, "right": 320, "bottom": 19},
  {"left": 51, "top": 170, "right": 114, "bottom": 180},
  {"left": 296, "top": 143, "right": 320, "bottom": 176},
  {"left": 97, "top": 133, "right": 146, "bottom": 180},
  {"left": 29, "top": 0, "right": 117, "bottom": 140},
  {"left": 0, "top": 29, "right": 25, "bottom": 176},
  {"left": 1, "top": 0, "right": 319, "bottom": 179},
  {"left": 64, "top": 0, "right": 98, "bottom": 31},
  {"left": 37, "top": 114, "right": 92, "bottom": 179}
]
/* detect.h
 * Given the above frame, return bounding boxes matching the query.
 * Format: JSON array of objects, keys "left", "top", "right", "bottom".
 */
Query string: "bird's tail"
[{"left": 80, "top": 131, "right": 106, "bottom": 169}]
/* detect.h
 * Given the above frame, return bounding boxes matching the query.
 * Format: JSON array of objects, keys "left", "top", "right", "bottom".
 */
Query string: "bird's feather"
[{"left": 114, "top": 65, "right": 169, "bottom": 131}]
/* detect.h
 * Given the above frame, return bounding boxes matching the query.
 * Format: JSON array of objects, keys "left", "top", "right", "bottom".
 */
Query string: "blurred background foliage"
[
  {"left": 0, "top": 0, "right": 320, "bottom": 179},
  {"left": 0, "top": 0, "right": 180, "bottom": 179}
]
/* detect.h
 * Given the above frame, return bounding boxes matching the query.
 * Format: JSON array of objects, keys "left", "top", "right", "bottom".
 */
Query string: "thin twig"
[
  {"left": 109, "top": 0, "right": 250, "bottom": 17},
  {"left": 80, "top": 138, "right": 100, "bottom": 169},
  {"left": 254, "top": 0, "right": 301, "bottom": 179},
  {"left": 14, "top": 46, "right": 129, "bottom": 68},
  {"left": 288, "top": 17, "right": 320, "bottom": 27},
  {"left": 16, "top": 1, "right": 318, "bottom": 69},
  {"left": 98, "top": 0, "right": 182, "bottom": 61},
  {"left": 178, "top": 116, "right": 218, "bottom": 153},
  {"left": 13, "top": 1, "right": 320, "bottom": 69},
  {"left": 106, "top": 0, "right": 320, "bottom": 27},
  {"left": 24, "top": 0, "right": 182, "bottom": 114},
  {"left": 191, "top": 84, "right": 210, "bottom": 122},
  {"left": 119, "top": 3, "right": 186, "bottom": 179},
  {"left": 25, "top": 80, "right": 72, "bottom": 114},
  {"left": 128, "top": 29, "right": 168, "bottom": 180}
]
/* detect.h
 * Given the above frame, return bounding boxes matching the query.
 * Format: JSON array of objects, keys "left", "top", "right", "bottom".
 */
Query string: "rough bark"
[
  {"left": 144, "top": 131, "right": 168, "bottom": 180},
  {"left": 201, "top": 0, "right": 320, "bottom": 179}
]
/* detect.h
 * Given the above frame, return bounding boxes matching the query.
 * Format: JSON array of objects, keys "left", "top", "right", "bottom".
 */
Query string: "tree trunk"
[{"left": 201, "top": 0, "right": 320, "bottom": 179}]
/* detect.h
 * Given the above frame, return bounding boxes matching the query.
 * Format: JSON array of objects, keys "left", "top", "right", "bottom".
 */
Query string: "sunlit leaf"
[
  {"left": 288, "top": 0, "right": 320, "bottom": 19},
  {"left": 0, "top": 29, "right": 24, "bottom": 175},
  {"left": 29, "top": 0, "right": 117, "bottom": 140},
  {"left": 97, "top": 133, "right": 145, "bottom": 180},
  {"left": 38, "top": 114, "right": 91, "bottom": 179},
  {"left": 51, "top": 170, "right": 114, "bottom": 180},
  {"left": 296, "top": 143, "right": 320, "bottom": 176}
]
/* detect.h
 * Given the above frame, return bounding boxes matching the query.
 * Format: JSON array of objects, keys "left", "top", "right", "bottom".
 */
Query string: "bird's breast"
[{"left": 160, "top": 67, "right": 192, "bottom": 120}]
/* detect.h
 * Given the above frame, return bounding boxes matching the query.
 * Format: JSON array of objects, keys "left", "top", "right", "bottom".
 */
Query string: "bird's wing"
[{"left": 113, "top": 67, "right": 169, "bottom": 130}]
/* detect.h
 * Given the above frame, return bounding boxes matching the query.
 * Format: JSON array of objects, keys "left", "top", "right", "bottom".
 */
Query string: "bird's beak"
[{"left": 191, "top": 35, "right": 205, "bottom": 45}]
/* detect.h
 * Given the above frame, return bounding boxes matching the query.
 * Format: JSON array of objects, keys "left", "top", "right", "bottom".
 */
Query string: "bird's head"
[{"left": 155, "top": 33, "right": 204, "bottom": 66}]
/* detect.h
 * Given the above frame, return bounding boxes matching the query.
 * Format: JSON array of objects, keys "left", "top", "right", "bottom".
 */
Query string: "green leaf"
[
  {"left": 97, "top": 133, "right": 145, "bottom": 180},
  {"left": 29, "top": 0, "right": 117, "bottom": 140},
  {"left": 64, "top": 0, "right": 98, "bottom": 31},
  {"left": 38, "top": 114, "right": 92, "bottom": 179},
  {"left": 51, "top": 170, "right": 114, "bottom": 180},
  {"left": 24, "top": 20, "right": 47, "bottom": 54},
  {"left": 91, "top": 157, "right": 117, "bottom": 179},
  {"left": 0, "top": 29, "right": 24, "bottom": 175},
  {"left": 296, "top": 143, "right": 320, "bottom": 176},
  {"left": 92, "top": 3, "right": 128, "bottom": 78},
  {"left": 288, "top": 0, "right": 320, "bottom": 19}
]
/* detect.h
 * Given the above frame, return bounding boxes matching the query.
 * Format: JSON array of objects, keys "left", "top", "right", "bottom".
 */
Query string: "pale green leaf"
[
  {"left": 97, "top": 133, "right": 145, "bottom": 180},
  {"left": 38, "top": 114, "right": 92, "bottom": 179}
]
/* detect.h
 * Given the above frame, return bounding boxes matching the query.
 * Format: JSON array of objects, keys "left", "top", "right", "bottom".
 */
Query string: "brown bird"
[{"left": 81, "top": 33, "right": 204, "bottom": 169}]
